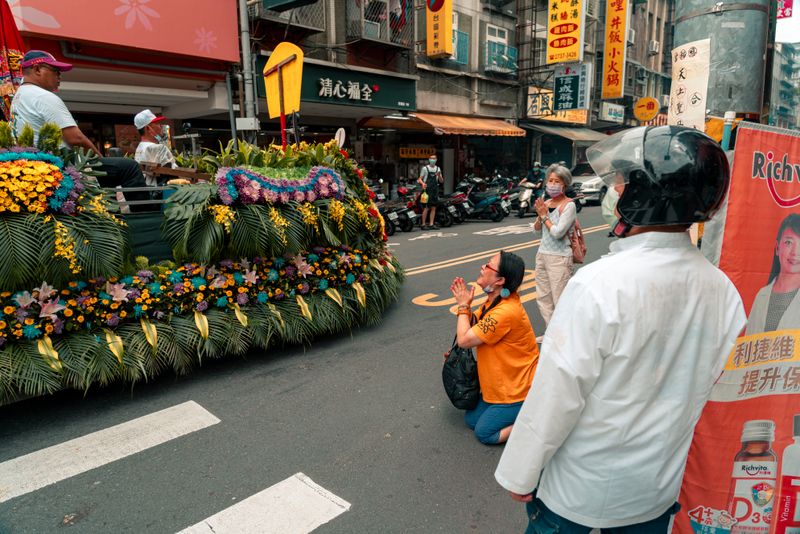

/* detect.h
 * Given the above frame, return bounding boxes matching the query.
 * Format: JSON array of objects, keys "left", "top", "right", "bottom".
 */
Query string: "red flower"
[
  {"left": 367, "top": 189, "right": 376, "bottom": 200},
  {"left": 368, "top": 206, "right": 379, "bottom": 218},
  {"left": 339, "top": 149, "right": 349, "bottom": 158},
  {"left": 355, "top": 168, "right": 363, "bottom": 178}
]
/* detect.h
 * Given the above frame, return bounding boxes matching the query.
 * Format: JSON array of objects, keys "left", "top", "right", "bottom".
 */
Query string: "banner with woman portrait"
[{"left": 676, "top": 123, "right": 800, "bottom": 534}]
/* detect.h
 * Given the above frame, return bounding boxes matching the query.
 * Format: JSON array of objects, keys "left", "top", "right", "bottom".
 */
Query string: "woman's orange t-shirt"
[{"left": 470, "top": 294, "right": 539, "bottom": 404}]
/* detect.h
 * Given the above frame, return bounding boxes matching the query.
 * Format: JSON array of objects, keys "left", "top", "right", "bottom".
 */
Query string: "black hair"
[
  {"left": 498, "top": 250, "right": 525, "bottom": 293},
  {"left": 768, "top": 213, "right": 800, "bottom": 284},
  {"left": 137, "top": 128, "right": 146, "bottom": 136}
]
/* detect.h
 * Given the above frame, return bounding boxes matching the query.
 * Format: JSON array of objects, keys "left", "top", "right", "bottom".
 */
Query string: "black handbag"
[{"left": 442, "top": 336, "right": 479, "bottom": 410}]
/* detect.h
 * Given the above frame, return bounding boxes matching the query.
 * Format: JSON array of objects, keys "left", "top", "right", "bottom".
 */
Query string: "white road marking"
[
  {"left": 0, "top": 401, "right": 220, "bottom": 503},
  {"left": 177, "top": 472, "right": 351, "bottom": 534},
  {"left": 473, "top": 224, "right": 536, "bottom": 236},
  {"left": 408, "top": 231, "right": 458, "bottom": 240}
]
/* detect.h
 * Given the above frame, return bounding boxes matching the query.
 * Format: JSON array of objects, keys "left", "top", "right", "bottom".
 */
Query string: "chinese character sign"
[
  {"left": 675, "top": 123, "right": 800, "bottom": 534},
  {"left": 426, "top": 0, "right": 453, "bottom": 58},
  {"left": 601, "top": 0, "right": 629, "bottom": 99},
  {"left": 526, "top": 86, "right": 589, "bottom": 124},
  {"left": 667, "top": 38, "right": 710, "bottom": 130},
  {"left": 778, "top": 0, "right": 793, "bottom": 19},
  {"left": 546, "top": 0, "right": 585, "bottom": 64},
  {"left": 554, "top": 64, "right": 591, "bottom": 111},
  {"left": 318, "top": 78, "right": 374, "bottom": 102}
]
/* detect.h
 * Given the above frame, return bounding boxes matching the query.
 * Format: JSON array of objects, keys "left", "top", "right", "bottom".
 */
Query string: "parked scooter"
[
  {"left": 517, "top": 181, "right": 541, "bottom": 218},
  {"left": 457, "top": 176, "right": 508, "bottom": 222}
]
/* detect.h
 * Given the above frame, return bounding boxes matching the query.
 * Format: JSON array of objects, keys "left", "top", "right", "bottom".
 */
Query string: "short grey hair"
[{"left": 545, "top": 164, "right": 572, "bottom": 188}]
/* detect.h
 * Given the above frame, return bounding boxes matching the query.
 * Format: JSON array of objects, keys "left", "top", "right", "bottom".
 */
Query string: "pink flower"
[
  {"left": 306, "top": 191, "right": 317, "bottom": 202},
  {"left": 279, "top": 192, "right": 290, "bottom": 203},
  {"left": 293, "top": 191, "right": 305, "bottom": 202}
]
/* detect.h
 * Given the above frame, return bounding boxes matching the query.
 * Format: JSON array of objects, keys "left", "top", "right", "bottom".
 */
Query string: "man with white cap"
[
  {"left": 10, "top": 50, "right": 147, "bottom": 196},
  {"left": 134, "top": 109, "right": 176, "bottom": 186}
]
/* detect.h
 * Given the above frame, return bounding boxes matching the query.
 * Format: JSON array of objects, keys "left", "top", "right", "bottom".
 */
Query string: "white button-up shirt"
[{"left": 495, "top": 231, "right": 745, "bottom": 528}]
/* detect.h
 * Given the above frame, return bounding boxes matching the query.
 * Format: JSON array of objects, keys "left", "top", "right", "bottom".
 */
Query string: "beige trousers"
[{"left": 535, "top": 251, "right": 574, "bottom": 326}]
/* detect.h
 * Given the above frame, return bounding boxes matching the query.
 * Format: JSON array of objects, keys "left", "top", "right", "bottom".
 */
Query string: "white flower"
[
  {"left": 114, "top": 0, "right": 160, "bottom": 31},
  {"left": 8, "top": 1, "right": 60, "bottom": 29},
  {"left": 194, "top": 27, "right": 218, "bottom": 53}
]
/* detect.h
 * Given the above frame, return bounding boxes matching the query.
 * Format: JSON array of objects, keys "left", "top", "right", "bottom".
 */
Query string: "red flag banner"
[
  {"left": 676, "top": 123, "right": 800, "bottom": 534},
  {"left": 0, "top": 0, "right": 24, "bottom": 121}
]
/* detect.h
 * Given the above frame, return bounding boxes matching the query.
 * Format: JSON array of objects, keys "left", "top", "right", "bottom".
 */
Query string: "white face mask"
[{"left": 601, "top": 186, "right": 621, "bottom": 229}]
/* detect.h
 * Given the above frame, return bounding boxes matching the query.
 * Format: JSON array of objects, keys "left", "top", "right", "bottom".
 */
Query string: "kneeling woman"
[{"left": 450, "top": 251, "right": 539, "bottom": 445}]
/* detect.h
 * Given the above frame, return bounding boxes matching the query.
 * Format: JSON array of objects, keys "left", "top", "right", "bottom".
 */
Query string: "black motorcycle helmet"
[{"left": 586, "top": 126, "right": 729, "bottom": 237}]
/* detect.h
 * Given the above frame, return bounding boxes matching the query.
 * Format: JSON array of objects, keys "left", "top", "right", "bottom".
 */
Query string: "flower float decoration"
[{"left": 216, "top": 165, "right": 345, "bottom": 205}]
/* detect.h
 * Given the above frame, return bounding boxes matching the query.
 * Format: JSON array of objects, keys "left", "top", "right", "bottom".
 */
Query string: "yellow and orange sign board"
[
  {"left": 426, "top": 0, "right": 453, "bottom": 58},
  {"left": 263, "top": 42, "right": 304, "bottom": 119},
  {"left": 634, "top": 97, "right": 660, "bottom": 122},
  {"left": 526, "top": 87, "right": 589, "bottom": 124},
  {"left": 601, "top": 0, "right": 629, "bottom": 99},
  {"left": 546, "top": 0, "right": 585, "bottom": 64},
  {"left": 400, "top": 147, "right": 437, "bottom": 159}
]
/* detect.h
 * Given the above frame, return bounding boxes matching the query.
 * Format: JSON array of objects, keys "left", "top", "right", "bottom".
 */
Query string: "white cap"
[{"left": 134, "top": 109, "right": 165, "bottom": 130}]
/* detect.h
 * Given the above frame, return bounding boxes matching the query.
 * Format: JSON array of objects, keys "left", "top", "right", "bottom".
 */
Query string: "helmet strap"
[{"left": 612, "top": 220, "right": 631, "bottom": 238}]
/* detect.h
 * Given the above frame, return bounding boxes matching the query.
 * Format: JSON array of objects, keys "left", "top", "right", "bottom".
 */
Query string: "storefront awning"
[
  {"left": 414, "top": 112, "right": 526, "bottom": 137},
  {"left": 522, "top": 123, "right": 608, "bottom": 144}
]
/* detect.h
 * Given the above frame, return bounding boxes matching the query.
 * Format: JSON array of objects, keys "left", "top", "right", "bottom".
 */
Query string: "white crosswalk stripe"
[
  {"left": 177, "top": 472, "right": 351, "bottom": 534},
  {"left": 0, "top": 400, "right": 220, "bottom": 503}
]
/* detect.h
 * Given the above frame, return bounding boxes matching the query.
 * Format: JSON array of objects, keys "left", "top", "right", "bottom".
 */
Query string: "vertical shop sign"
[
  {"left": 667, "top": 38, "right": 711, "bottom": 130},
  {"left": 675, "top": 122, "right": 800, "bottom": 534},
  {"left": 546, "top": 0, "right": 585, "bottom": 64},
  {"left": 426, "top": 0, "right": 453, "bottom": 58},
  {"left": 778, "top": 0, "right": 793, "bottom": 19},
  {"left": 601, "top": 0, "right": 629, "bottom": 99},
  {"left": 553, "top": 63, "right": 591, "bottom": 111}
]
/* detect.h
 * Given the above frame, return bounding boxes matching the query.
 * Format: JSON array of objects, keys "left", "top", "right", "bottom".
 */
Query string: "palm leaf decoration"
[{"left": 0, "top": 213, "right": 50, "bottom": 290}]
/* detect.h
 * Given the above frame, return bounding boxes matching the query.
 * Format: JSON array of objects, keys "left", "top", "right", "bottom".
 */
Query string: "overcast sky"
[{"left": 776, "top": 15, "right": 799, "bottom": 43}]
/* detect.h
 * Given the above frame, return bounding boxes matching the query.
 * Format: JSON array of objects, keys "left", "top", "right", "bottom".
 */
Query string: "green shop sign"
[{"left": 256, "top": 59, "right": 416, "bottom": 112}]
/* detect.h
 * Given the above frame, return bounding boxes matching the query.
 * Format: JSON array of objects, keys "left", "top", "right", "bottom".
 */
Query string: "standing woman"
[{"left": 533, "top": 164, "right": 577, "bottom": 341}]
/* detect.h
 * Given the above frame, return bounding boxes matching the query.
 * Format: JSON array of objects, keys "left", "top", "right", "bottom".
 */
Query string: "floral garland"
[
  {"left": 0, "top": 151, "right": 84, "bottom": 215},
  {"left": 216, "top": 166, "right": 345, "bottom": 206},
  {"left": 0, "top": 247, "right": 397, "bottom": 346}
]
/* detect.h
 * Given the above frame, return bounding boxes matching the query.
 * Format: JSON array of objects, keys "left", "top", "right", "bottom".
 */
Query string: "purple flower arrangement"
[{"left": 215, "top": 166, "right": 346, "bottom": 206}]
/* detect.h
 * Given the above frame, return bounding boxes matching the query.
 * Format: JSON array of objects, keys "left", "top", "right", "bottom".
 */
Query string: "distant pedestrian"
[
  {"left": 495, "top": 126, "right": 745, "bottom": 533},
  {"left": 418, "top": 154, "right": 443, "bottom": 230},
  {"left": 532, "top": 164, "right": 576, "bottom": 341},
  {"left": 450, "top": 251, "right": 539, "bottom": 445}
]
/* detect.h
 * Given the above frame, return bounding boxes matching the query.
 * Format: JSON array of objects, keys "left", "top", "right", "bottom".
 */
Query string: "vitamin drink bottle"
[
  {"left": 774, "top": 414, "right": 800, "bottom": 534},
  {"left": 727, "top": 420, "right": 777, "bottom": 533}
]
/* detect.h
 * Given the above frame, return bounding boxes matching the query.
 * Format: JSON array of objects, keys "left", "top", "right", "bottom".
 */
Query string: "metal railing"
[
  {"left": 449, "top": 30, "right": 469, "bottom": 65},
  {"left": 485, "top": 42, "right": 518, "bottom": 74},
  {"left": 345, "top": 0, "right": 413, "bottom": 48},
  {"left": 249, "top": 1, "right": 326, "bottom": 32}
]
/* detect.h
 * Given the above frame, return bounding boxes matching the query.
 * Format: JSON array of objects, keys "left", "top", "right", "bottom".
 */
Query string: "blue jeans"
[
  {"left": 525, "top": 497, "right": 680, "bottom": 534},
  {"left": 464, "top": 396, "right": 523, "bottom": 444}
]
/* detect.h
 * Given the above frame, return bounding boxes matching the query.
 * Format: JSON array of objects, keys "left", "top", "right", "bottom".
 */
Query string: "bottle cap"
[
  {"left": 794, "top": 414, "right": 800, "bottom": 437},
  {"left": 741, "top": 420, "right": 775, "bottom": 442}
]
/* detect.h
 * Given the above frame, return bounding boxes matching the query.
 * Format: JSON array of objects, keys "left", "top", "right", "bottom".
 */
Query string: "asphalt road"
[{"left": 0, "top": 206, "right": 613, "bottom": 534}]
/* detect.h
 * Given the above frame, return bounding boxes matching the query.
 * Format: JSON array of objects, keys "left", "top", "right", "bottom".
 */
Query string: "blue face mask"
[
  {"left": 154, "top": 134, "right": 166, "bottom": 143},
  {"left": 429, "top": 159, "right": 437, "bottom": 166}
]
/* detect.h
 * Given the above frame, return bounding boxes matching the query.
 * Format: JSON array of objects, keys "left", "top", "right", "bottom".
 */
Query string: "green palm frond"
[
  {"left": 168, "top": 314, "right": 203, "bottom": 363},
  {"left": 59, "top": 211, "right": 129, "bottom": 279},
  {"left": 228, "top": 205, "right": 272, "bottom": 259},
  {"left": 0, "top": 214, "right": 50, "bottom": 290},
  {"left": 6, "top": 342, "right": 63, "bottom": 397}
]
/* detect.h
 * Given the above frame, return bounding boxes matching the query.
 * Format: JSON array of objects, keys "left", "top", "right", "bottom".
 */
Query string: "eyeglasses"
[
  {"left": 482, "top": 262, "right": 499, "bottom": 273},
  {"left": 39, "top": 65, "right": 61, "bottom": 76}
]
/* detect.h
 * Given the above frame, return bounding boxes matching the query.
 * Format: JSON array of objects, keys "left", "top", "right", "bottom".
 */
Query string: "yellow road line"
[{"left": 405, "top": 224, "right": 608, "bottom": 276}]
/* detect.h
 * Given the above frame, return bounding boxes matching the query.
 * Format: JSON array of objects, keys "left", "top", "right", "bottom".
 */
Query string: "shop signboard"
[
  {"left": 633, "top": 97, "right": 659, "bottom": 122},
  {"left": 256, "top": 59, "right": 416, "bottom": 111},
  {"left": 11, "top": 0, "right": 239, "bottom": 62},
  {"left": 553, "top": 64, "right": 591, "bottom": 111},
  {"left": 778, "top": 0, "right": 793, "bottom": 19},
  {"left": 599, "top": 102, "right": 625, "bottom": 123},
  {"left": 526, "top": 87, "right": 589, "bottom": 124},
  {"left": 601, "top": 0, "right": 630, "bottom": 99},
  {"left": 546, "top": 0, "right": 585, "bottom": 64},
  {"left": 426, "top": 0, "right": 453, "bottom": 58},
  {"left": 675, "top": 122, "right": 800, "bottom": 534},
  {"left": 399, "top": 147, "right": 436, "bottom": 159},
  {"left": 667, "top": 38, "right": 711, "bottom": 130}
]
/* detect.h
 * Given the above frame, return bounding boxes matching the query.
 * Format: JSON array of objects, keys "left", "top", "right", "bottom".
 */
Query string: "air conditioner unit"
[
  {"left": 648, "top": 40, "right": 660, "bottom": 55},
  {"left": 635, "top": 66, "right": 647, "bottom": 81},
  {"left": 364, "top": 20, "right": 382, "bottom": 40},
  {"left": 627, "top": 28, "right": 636, "bottom": 45},
  {"left": 659, "top": 94, "right": 670, "bottom": 107}
]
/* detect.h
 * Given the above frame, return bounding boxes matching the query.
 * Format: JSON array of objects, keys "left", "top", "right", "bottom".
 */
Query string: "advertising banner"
[
  {"left": 600, "top": 0, "right": 629, "bottom": 99},
  {"left": 546, "top": 0, "right": 585, "bottom": 64},
  {"left": 426, "top": 0, "right": 453, "bottom": 58},
  {"left": 778, "top": 0, "right": 793, "bottom": 19},
  {"left": 676, "top": 123, "right": 800, "bottom": 534},
  {"left": 667, "top": 38, "right": 711, "bottom": 130}
]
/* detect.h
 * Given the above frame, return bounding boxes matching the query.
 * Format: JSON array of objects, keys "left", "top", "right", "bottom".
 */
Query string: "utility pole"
[
  {"left": 673, "top": 0, "right": 770, "bottom": 121},
  {"left": 239, "top": 0, "right": 257, "bottom": 142}
]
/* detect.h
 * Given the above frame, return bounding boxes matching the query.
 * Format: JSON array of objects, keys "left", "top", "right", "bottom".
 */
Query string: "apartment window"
[{"left": 487, "top": 24, "right": 508, "bottom": 45}]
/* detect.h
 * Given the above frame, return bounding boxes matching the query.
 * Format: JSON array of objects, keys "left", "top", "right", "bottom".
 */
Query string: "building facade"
[{"left": 769, "top": 42, "right": 800, "bottom": 130}]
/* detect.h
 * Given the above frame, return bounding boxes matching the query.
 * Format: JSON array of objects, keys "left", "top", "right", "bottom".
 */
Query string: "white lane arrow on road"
[
  {"left": 473, "top": 224, "right": 535, "bottom": 236},
  {"left": 408, "top": 232, "right": 458, "bottom": 241}
]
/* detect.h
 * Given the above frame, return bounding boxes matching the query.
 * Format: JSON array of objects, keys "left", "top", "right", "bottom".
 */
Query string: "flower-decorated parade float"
[{"left": 0, "top": 124, "right": 403, "bottom": 404}]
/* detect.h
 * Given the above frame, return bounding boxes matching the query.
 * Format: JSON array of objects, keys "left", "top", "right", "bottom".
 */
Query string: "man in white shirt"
[
  {"left": 495, "top": 126, "right": 746, "bottom": 533},
  {"left": 133, "top": 109, "right": 176, "bottom": 186},
  {"left": 10, "top": 50, "right": 147, "bottom": 200}
]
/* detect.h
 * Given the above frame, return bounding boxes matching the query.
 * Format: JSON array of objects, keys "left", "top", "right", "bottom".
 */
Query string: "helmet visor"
[{"left": 586, "top": 127, "right": 649, "bottom": 187}]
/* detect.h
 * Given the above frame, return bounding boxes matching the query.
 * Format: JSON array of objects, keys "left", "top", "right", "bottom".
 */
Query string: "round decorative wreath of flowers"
[
  {"left": 0, "top": 151, "right": 84, "bottom": 215},
  {"left": 215, "top": 165, "right": 345, "bottom": 206}
]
